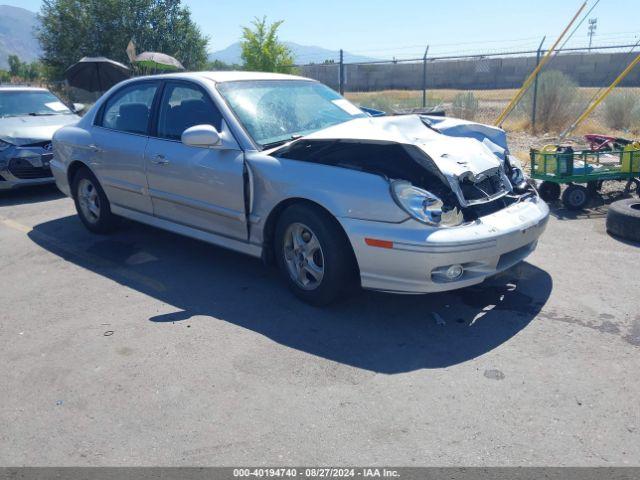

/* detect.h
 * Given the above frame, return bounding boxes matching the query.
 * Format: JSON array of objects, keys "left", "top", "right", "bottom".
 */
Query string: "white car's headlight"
[
  {"left": 391, "top": 180, "right": 463, "bottom": 227},
  {"left": 0, "top": 139, "right": 13, "bottom": 152}
]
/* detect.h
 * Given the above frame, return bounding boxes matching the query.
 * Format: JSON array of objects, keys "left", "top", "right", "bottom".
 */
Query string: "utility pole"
[
  {"left": 531, "top": 36, "right": 546, "bottom": 133},
  {"left": 588, "top": 18, "right": 597, "bottom": 51},
  {"left": 339, "top": 49, "right": 344, "bottom": 95},
  {"left": 422, "top": 45, "right": 429, "bottom": 108}
]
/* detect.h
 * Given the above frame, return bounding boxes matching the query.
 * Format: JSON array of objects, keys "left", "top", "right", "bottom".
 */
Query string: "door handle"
[{"left": 150, "top": 154, "right": 169, "bottom": 165}]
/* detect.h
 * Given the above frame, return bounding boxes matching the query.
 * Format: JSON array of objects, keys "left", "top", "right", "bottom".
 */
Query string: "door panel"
[
  {"left": 145, "top": 139, "right": 246, "bottom": 240},
  {"left": 90, "top": 81, "right": 159, "bottom": 214},
  {"left": 145, "top": 81, "right": 246, "bottom": 240},
  {"left": 91, "top": 128, "right": 152, "bottom": 214}
]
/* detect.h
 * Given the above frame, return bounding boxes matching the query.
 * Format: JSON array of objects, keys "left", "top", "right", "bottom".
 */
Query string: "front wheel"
[
  {"left": 275, "top": 204, "right": 358, "bottom": 306},
  {"left": 72, "top": 167, "right": 117, "bottom": 233}
]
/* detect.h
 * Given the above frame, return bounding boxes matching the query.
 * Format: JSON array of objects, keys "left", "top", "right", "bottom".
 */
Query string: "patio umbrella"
[
  {"left": 133, "top": 52, "right": 185, "bottom": 72},
  {"left": 65, "top": 57, "right": 131, "bottom": 93}
]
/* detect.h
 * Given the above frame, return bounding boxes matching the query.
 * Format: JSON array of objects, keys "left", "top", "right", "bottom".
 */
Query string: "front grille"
[{"left": 8, "top": 157, "right": 53, "bottom": 179}]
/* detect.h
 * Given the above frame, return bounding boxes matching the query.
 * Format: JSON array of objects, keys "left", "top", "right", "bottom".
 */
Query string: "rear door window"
[{"left": 99, "top": 83, "right": 158, "bottom": 135}]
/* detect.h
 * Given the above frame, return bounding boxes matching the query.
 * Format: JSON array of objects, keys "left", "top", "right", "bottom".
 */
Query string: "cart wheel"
[
  {"left": 562, "top": 184, "right": 590, "bottom": 210},
  {"left": 539, "top": 181, "right": 561, "bottom": 202}
]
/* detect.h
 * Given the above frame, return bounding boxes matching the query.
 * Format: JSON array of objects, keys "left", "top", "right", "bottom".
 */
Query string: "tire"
[
  {"left": 606, "top": 198, "right": 640, "bottom": 243},
  {"left": 274, "top": 203, "right": 358, "bottom": 306},
  {"left": 562, "top": 184, "right": 590, "bottom": 210},
  {"left": 538, "top": 181, "right": 561, "bottom": 202},
  {"left": 72, "top": 167, "right": 117, "bottom": 234}
]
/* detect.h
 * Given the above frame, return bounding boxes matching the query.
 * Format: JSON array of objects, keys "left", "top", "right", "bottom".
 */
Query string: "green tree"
[
  {"left": 240, "top": 17, "right": 294, "bottom": 73},
  {"left": 37, "top": 0, "right": 209, "bottom": 79},
  {"left": 8, "top": 55, "right": 25, "bottom": 78},
  {"left": 205, "top": 59, "right": 242, "bottom": 71},
  {"left": 27, "top": 62, "right": 44, "bottom": 81}
]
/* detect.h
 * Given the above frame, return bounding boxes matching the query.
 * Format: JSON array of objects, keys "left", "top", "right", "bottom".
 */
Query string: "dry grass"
[{"left": 346, "top": 87, "right": 640, "bottom": 137}]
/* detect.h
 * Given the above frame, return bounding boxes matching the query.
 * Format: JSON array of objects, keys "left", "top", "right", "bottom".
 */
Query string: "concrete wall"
[{"left": 301, "top": 52, "right": 640, "bottom": 91}]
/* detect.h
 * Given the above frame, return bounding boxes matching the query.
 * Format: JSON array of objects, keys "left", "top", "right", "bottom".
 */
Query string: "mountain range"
[
  {"left": 0, "top": 5, "right": 41, "bottom": 69},
  {"left": 0, "top": 5, "right": 377, "bottom": 70},
  {"left": 208, "top": 41, "right": 377, "bottom": 65}
]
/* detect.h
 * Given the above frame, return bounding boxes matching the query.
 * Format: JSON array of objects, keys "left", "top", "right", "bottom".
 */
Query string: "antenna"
[{"left": 588, "top": 18, "right": 598, "bottom": 51}]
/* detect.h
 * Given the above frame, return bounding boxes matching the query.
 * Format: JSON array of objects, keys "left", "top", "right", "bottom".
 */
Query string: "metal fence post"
[
  {"left": 531, "top": 36, "right": 546, "bottom": 132},
  {"left": 422, "top": 45, "right": 429, "bottom": 108},
  {"left": 339, "top": 49, "right": 344, "bottom": 95}
]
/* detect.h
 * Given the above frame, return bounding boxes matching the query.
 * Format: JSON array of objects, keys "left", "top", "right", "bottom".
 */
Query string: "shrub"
[
  {"left": 452, "top": 92, "right": 479, "bottom": 120},
  {"left": 518, "top": 70, "right": 580, "bottom": 132},
  {"left": 603, "top": 90, "right": 640, "bottom": 130}
]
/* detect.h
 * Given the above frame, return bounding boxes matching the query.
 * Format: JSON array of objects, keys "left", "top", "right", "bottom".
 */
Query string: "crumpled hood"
[
  {"left": 0, "top": 114, "right": 80, "bottom": 145},
  {"left": 303, "top": 114, "right": 503, "bottom": 178}
]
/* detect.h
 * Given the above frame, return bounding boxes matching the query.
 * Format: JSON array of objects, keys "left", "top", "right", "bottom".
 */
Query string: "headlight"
[
  {"left": 0, "top": 139, "right": 13, "bottom": 152},
  {"left": 391, "top": 180, "right": 463, "bottom": 227}
]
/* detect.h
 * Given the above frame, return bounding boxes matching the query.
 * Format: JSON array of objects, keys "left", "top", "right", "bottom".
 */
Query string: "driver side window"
[{"left": 157, "top": 83, "right": 223, "bottom": 141}]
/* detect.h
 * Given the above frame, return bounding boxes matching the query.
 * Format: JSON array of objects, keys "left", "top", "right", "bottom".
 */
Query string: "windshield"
[
  {"left": 0, "top": 90, "right": 73, "bottom": 118},
  {"left": 217, "top": 80, "right": 367, "bottom": 148}
]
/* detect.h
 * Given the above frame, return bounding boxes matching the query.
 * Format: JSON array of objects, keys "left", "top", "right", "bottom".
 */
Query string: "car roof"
[
  {"left": 131, "top": 71, "right": 314, "bottom": 84},
  {"left": 0, "top": 86, "right": 50, "bottom": 92}
]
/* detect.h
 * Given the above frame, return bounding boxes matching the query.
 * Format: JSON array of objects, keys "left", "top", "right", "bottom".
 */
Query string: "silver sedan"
[{"left": 51, "top": 71, "right": 549, "bottom": 305}]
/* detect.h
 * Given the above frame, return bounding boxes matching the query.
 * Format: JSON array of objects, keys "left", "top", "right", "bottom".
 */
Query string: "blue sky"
[{"left": 6, "top": 0, "right": 640, "bottom": 58}]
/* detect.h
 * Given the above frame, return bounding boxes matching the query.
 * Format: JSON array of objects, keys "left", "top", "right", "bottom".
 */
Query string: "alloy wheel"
[
  {"left": 283, "top": 222, "right": 325, "bottom": 290},
  {"left": 77, "top": 178, "right": 101, "bottom": 224}
]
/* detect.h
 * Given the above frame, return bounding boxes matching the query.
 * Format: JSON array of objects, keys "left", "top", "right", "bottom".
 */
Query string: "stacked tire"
[{"left": 606, "top": 199, "right": 640, "bottom": 243}]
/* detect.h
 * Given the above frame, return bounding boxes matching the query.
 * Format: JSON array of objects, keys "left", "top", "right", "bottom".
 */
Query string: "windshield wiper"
[
  {"left": 261, "top": 135, "right": 302, "bottom": 150},
  {"left": 27, "top": 112, "right": 60, "bottom": 116}
]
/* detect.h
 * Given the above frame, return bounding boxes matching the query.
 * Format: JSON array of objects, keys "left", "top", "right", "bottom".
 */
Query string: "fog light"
[{"left": 446, "top": 264, "right": 464, "bottom": 280}]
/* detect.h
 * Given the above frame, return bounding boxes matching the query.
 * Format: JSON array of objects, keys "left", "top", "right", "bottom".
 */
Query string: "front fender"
[{"left": 246, "top": 152, "right": 409, "bottom": 244}]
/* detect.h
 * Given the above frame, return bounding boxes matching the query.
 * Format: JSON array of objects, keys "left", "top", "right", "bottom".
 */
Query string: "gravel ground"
[{"left": 0, "top": 184, "right": 639, "bottom": 466}]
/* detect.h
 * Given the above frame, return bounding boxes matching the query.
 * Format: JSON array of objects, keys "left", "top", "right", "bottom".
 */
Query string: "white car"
[{"left": 51, "top": 71, "right": 549, "bottom": 305}]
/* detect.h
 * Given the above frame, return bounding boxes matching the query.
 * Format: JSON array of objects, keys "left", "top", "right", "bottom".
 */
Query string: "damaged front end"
[{"left": 274, "top": 114, "right": 537, "bottom": 227}]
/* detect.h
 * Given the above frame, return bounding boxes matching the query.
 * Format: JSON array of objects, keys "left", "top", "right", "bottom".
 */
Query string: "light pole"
[{"left": 588, "top": 18, "right": 597, "bottom": 51}]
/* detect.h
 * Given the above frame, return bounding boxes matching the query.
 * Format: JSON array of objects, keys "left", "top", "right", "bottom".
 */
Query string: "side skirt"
[{"left": 111, "top": 204, "right": 263, "bottom": 258}]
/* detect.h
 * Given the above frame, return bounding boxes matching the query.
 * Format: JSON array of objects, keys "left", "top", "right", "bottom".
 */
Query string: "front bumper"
[
  {"left": 341, "top": 195, "right": 549, "bottom": 293},
  {"left": 0, "top": 145, "right": 55, "bottom": 190}
]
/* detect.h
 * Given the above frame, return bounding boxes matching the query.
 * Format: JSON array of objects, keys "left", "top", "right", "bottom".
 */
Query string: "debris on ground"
[{"left": 432, "top": 312, "right": 446, "bottom": 326}]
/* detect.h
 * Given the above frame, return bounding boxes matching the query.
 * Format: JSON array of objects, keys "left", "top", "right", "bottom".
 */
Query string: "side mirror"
[
  {"left": 72, "top": 103, "right": 86, "bottom": 114},
  {"left": 181, "top": 124, "right": 221, "bottom": 148}
]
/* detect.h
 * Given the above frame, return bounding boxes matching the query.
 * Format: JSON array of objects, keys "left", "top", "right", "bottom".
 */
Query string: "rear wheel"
[
  {"left": 275, "top": 204, "right": 358, "bottom": 306},
  {"left": 72, "top": 168, "right": 117, "bottom": 233},
  {"left": 562, "top": 184, "right": 590, "bottom": 210}
]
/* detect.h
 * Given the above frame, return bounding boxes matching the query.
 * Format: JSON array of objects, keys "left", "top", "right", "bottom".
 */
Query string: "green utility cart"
[{"left": 530, "top": 140, "right": 640, "bottom": 210}]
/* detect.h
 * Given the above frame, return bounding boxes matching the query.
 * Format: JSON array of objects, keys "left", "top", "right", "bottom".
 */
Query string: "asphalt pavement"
[{"left": 0, "top": 185, "right": 638, "bottom": 466}]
